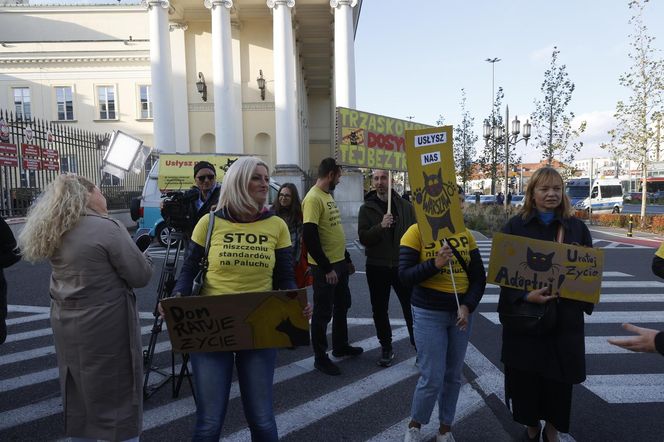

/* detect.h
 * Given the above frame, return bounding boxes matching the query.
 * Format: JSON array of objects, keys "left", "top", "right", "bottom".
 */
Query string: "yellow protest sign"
[
  {"left": 487, "top": 232, "right": 604, "bottom": 304},
  {"left": 335, "top": 107, "right": 431, "bottom": 171},
  {"left": 161, "top": 289, "right": 309, "bottom": 352},
  {"left": 404, "top": 126, "right": 464, "bottom": 245},
  {"left": 157, "top": 153, "right": 239, "bottom": 191}
]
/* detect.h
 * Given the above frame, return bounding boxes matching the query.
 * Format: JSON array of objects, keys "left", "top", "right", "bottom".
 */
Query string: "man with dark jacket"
[
  {"left": 0, "top": 216, "right": 21, "bottom": 344},
  {"left": 358, "top": 170, "right": 417, "bottom": 367}
]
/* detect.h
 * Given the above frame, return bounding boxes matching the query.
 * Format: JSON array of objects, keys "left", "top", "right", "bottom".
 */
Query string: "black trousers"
[
  {"left": 504, "top": 364, "right": 574, "bottom": 433},
  {"left": 310, "top": 262, "right": 351, "bottom": 359},
  {"left": 365, "top": 264, "right": 415, "bottom": 349}
]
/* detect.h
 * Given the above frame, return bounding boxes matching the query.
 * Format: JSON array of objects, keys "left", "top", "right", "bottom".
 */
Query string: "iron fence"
[{"left": 0, "top": 109, "right": 153, "bottom": 218}]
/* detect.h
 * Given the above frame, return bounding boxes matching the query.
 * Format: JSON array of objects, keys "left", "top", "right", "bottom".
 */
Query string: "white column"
[
  {"left": 268, "top": 0, "right": 299, "bottom": 166},
  {"left": 169, "top": 22, "right": 190, "bottom": 153},
  {"left": 231, "top": 21, "right": 245, "bottom": 152},
  {"left": 205, "top": 0, "right": 235, "bottom": 154},
  {"left": 146, "top": 0, "right": 176, "bottom": 152},
  {"left": 330, "top": 0, "right": 357, "bottom": 109}
]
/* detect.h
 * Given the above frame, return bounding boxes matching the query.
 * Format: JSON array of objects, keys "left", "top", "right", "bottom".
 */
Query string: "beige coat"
[{"left": 49, "top": 211, "right": 152, "bottom": 441}]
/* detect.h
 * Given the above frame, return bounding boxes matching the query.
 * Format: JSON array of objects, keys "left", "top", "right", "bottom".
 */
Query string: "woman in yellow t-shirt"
[
  {"left": 172, "top": 157, "right": 311, "bottom": 441},
  {"left": 399, "top": 225, "right": 486, "bottom": 442}
]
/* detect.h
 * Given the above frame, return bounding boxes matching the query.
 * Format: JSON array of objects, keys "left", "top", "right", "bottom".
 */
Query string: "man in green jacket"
[{"left": 358, "top": 169, "right": 417, "bottom": 367}]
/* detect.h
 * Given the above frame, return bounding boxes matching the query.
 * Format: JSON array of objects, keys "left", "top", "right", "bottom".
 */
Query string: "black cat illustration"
[
  {"left": 524, "top": 248, "right": 555, "bottom": 272},
  {"left": 275, "top": 317, "right": 310, "bottom": 347},
  {"left": 414, "top": 168, "right": 456, "bottom": 239}
]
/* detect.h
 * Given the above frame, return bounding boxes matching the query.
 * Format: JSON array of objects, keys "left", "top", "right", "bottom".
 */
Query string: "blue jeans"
[
  {"left": 190, "top": 349, "right": 278, "bottom": 442},
  {"left": 410, "top": 306, "right": 473, "bottom": 426}
]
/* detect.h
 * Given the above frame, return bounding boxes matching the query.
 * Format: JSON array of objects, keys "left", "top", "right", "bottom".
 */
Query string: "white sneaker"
[
  {"left": 404, "top": 426, "right": 421, "bottom": 442},
  {"left": 436, "top": 432, "right": 455, "bottom": 442}
]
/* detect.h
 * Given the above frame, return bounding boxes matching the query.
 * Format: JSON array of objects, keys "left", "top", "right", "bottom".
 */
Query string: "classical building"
[{"left": 0, "top": 0, "right": 362, "bottom": 187}]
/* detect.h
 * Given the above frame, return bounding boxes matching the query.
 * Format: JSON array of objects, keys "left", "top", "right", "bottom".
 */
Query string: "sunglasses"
[{"left": 196, "top": 174, "right": 215, "bottom": 182}]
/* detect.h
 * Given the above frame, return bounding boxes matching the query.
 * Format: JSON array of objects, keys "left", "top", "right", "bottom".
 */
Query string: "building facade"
[{"left": 0, "top": 0, "right": 361, "bottom": 182}]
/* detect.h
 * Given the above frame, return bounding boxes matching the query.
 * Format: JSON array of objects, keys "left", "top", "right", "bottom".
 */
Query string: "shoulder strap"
[
  {"left": 446, "top": 240, "right": 470, "bottom": 276},
  {"left": 556, "top": 223, "right": 565, "bottom": 243},
  {"left": 200, "top": 211, "right": 215, "bottom": 269}
]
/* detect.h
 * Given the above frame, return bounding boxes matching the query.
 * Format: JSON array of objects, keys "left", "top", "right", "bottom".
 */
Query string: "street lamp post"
[{"left": 483, "top": 105, "right": 531, "bottom": 209}]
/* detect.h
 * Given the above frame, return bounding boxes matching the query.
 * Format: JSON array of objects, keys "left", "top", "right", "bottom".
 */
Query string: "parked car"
[
  {"left": 464, "top": 195, "right": 477, "bottom": 204},
  {"left": 479, "top": 195, "right": 497, "bottom": 205},
  {"left": 510, "top": 194, "right": 525, "bottom": 207}
]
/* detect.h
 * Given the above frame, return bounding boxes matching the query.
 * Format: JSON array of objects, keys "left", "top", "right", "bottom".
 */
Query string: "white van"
[
  {"left": 566, "top": 178, "right": 624, "bottom": 213},
  {"left": 131, "top": 158, "right": 281, "bottom": 246}
]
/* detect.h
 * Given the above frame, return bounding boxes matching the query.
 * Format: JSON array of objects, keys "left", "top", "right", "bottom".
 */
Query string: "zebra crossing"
[{"left": 1, "top": 242, "right": 663, "bottom": 441}]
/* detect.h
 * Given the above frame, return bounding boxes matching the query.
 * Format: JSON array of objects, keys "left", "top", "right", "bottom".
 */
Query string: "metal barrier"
[{"left": 0, "top": 109, "right": 153, "bottom": 217}]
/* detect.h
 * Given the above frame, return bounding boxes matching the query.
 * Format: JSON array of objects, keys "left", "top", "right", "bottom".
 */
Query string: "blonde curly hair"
[
  {"left": 18, "top": 174, "right": 95, "bottom": 263},
  {"left": 218, "top": 156, "right": 270, "bottom": 220}
]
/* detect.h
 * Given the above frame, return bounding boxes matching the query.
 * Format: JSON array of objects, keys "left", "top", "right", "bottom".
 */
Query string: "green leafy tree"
[
  {"left": 531, "top": 47, "right": 586, "bottom": 166},
  {"left": 453, "top": 89, "right": 477, "bottom": 190},
  {"left": 603, "top": 0, "right": 664, "bottom": 223}
]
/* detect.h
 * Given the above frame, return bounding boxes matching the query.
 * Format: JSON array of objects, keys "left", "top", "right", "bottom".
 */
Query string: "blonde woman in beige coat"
[{"left": 19, "top": 174, "right": 153, "bottom": 442}]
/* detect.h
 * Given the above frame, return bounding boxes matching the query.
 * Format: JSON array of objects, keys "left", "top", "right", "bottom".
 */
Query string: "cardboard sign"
[
  {"left": 487, "top": 232, "right": 604, "bottom": 304},
  {"left": 161, "top": 289, "right": 309, "bottom": 353},
  {"left": 404, "top": 126, "right": 464, "bottom": 245},
  {"left": 335, "top": 107, "right": 430, "bottom": 171},
  {"left": 157, "top": 153, "right": 240, "bottom": 191}
]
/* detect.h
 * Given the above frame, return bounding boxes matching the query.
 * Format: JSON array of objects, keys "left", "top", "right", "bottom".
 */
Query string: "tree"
[
  {"left": 604, "top": 0, "right": 664, "bottom": 223},
  {"left": 530, "top": 47, "right": 586, "bottom": 166},
  {"left": 453, "top": 89, "right": 477, "bottom": 190},
  {"left": 479, "top": 87, "right": 521, "bottom": 194}
]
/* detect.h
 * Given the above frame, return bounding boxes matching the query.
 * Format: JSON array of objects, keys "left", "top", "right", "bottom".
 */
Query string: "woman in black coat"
[
  {"left": 0, "top": 216, "right": 21, "bottom": 344},
  {"left": 498, "top": 167, "right": 593, "bottom": 442}
]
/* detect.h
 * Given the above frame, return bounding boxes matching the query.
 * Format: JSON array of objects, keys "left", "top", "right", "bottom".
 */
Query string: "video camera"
[{"left": 161, "top": 191, "right": 197, "bottom": 231}]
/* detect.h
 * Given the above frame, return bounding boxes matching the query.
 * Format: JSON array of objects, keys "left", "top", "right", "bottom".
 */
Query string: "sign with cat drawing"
[
  {"left": 487, "top": 233, "right": 604, "bottom": 304},
  {"left": 161, "top": 289, "right": 309, "bottom": 352},
  {"left": 405, "top": 126, "right": 465, "bottom": 245}
]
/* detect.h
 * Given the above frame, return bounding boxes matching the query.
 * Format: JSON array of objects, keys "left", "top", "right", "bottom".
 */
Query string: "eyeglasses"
[
  {"left": 278, "top": 194, "right": 292, "bottom": 199},
  {"left": 196, "top": 174, "right": 215, "bottom": 182}
]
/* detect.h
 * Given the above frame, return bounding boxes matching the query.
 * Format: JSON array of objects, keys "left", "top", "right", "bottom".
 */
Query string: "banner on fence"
[
  {"left": 404, "top": 126, "right": 464, "bottom": 245},
  {"left": 335, "top": 107, "right": 430, "bottom": 171},
  {"left": 161, "top": 289, "right": 310, "bottom": 352},
  {"left": 157, "top": 153, "right": 240, "bottom": 191},
  {"left": 0, "top": 143, "right": 18, "bottom": 167},
  {"left": 487, "top": 232, "right": 604, "bottom": 304}
]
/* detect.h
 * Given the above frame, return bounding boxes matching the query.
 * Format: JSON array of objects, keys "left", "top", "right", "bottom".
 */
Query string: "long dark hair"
[{"left": 272, "top": 182, "right": 302, "bottom": 227}]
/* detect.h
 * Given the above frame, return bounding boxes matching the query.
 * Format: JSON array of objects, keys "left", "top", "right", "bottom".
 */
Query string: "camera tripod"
[{"left": 142, "top": 229, "right": 195, "bottom": 400}]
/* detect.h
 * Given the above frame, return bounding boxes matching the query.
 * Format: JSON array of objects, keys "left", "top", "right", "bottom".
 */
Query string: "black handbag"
[
  {"left": 497, "top": 224, "right": 564, "bottom": 336},
  {"left": 191, "top": 211, "right": 215, "bottom": 297}
]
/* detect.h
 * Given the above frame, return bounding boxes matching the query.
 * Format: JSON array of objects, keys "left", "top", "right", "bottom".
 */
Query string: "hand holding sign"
[
  {"left": 524, "top": 286, "right": 557, "bottom": 304},
  {"left": 434, "top": 242, "right": 453, "bottom": 269}
]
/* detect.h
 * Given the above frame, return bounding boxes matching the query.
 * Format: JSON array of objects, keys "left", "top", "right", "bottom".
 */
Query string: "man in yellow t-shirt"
[{"left": 302, "top": 157, "right": 362, "bottom": 376}]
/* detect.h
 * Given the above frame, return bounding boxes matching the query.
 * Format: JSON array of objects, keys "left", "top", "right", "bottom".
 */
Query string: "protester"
[
  {"left": 507, "top": 191, "right": 513, "bottom": 206},
  {"left": 498, "top": 167, "right": 593, "bottom": 442},
  {"left": 358, "top": 170, "right": 416, "bottom": 366},
  {"left": 18, "top": 174, "right": 153, "bottom": 442},
  {"left": 303, "top": 157, "right": 362, "bottom": 376},
  {"left": 272, "top": 182, "right": 311, "bottom": 288},
  {"left": 607, "top": 247, "right": 664, "bottom": 356},
  {"left": 172, "top": 157, "right": 311, "bottom": 441},
  {"left": 399, "top": 220, "right": 486, "bottom": 441},
  {"left": 0, "top": 216, "right": 21, "bottom": 344}
]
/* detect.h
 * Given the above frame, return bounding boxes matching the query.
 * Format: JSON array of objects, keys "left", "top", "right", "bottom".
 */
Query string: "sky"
[
  {"left": 27, "top": 0, "right": 664, "bottom": 164},
  {"left": 354, "top": 0, "right": 664, "bottom": 164}
]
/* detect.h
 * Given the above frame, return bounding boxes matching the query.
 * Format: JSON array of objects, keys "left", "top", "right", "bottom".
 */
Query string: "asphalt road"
[
  {"left": 622, "top": 203, "right": 664, "bottom": 215},
  {"left": 2, "top": 232, "right": 664, "bottom": 441}
]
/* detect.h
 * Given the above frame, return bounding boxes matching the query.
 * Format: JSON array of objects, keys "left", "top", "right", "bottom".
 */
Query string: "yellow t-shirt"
[
  {"left": 656, "top": 242, "right": 664, "bottom": 259},
  {"left": 400, "top": 223, "right": 477, "bottom": 293},
  {"left": 302, "top": 185, "right": 346, "bottom": 265},
  {"left": 191, "top": 214, "right": 291, "bottom": 296}
]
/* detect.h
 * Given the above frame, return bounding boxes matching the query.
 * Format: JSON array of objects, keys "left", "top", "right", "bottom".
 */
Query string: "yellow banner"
[
  {"left": 335, "top": 107, "right": 430, "bottom": 171},
  {"left": 157, "top": 153, "right": 239, "bottom": 191},
  {"left": 404, "top": 126, "right": 464, "bottom": 245},
  {"left": 487, "top": 233, "right": 604, "bottom": 304}
]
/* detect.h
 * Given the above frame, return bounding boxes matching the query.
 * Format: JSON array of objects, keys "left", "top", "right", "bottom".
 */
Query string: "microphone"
[{"left": 135, "top": 233, "right": 152, "bottom": 252}]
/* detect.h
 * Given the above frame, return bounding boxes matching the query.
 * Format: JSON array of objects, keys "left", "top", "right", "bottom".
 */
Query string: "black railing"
[{"left": 0, "top": 109, "right": 154, "bottom": 218}]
